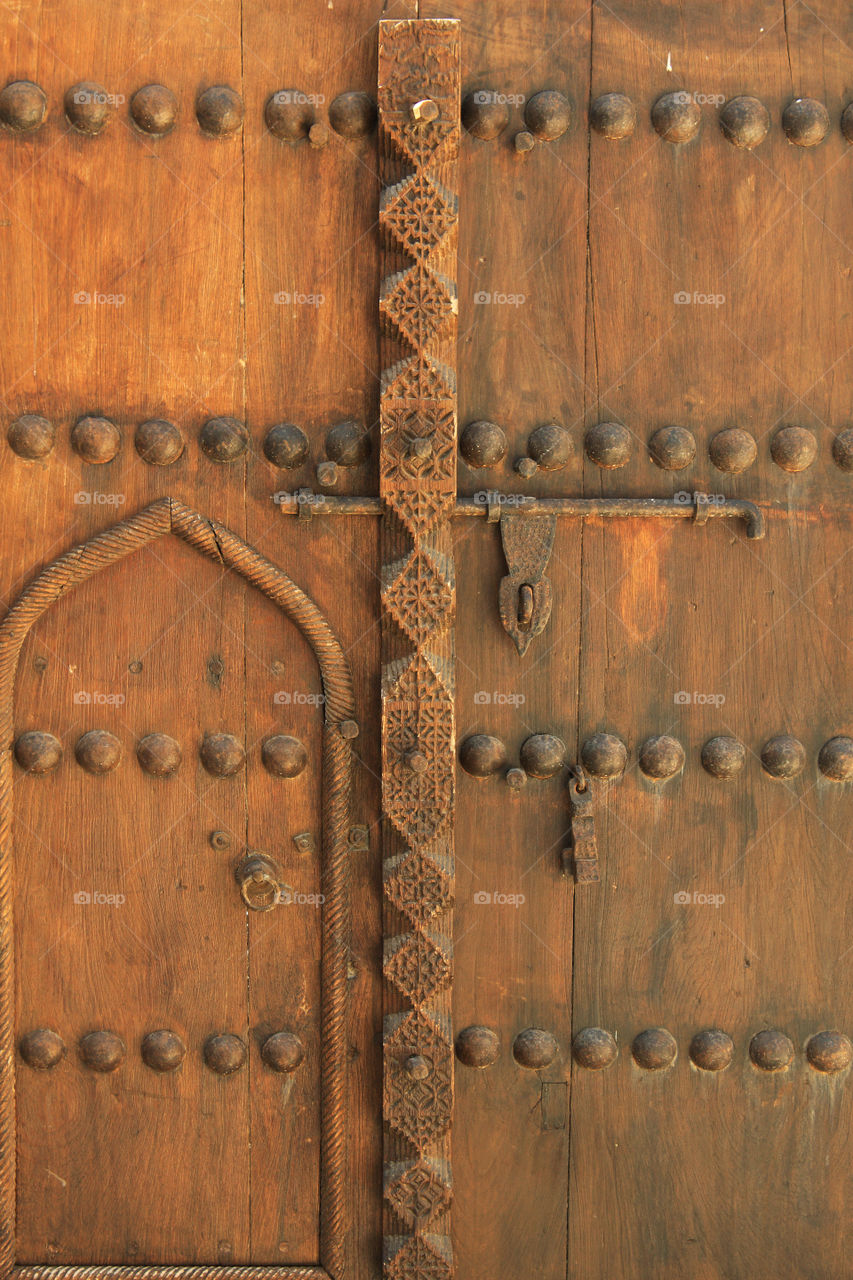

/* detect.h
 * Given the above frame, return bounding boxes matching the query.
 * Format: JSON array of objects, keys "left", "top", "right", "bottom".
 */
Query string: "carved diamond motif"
[
  {"left": 383, "top": 696, "right": 454, "bottom": 844},
  {"left": 384, "top": 931, "right": 452, "bottom": 1004},
  {"left": 382, "top": 548, "right": 454, "bottom": 648},
  {"left": 385, "top": 1159, "right": 452, "bottom": 1228},
  {"left": 383, "top": 117, "right": 459, "bottom": 171},
  {"left": 381, "top": 398, "right": 456, "bottom": 487},
  {"left": 384, "top": 847, "right": 454, "bottom": 926},
  {"left": 381, "top": 265, "right": 457, "bottom": 351},
  {"left": 384, "top": 1234, "right": 453, "bottom": 1280},
  {"left": 380, "top": 171, "right": 459, "bottom": 263},
  {"left": 384, "top": 1009, "right": 453, "bottom": 1149},
  {"left": 381, "top": 352, "right": 455, "bottom": 401}
]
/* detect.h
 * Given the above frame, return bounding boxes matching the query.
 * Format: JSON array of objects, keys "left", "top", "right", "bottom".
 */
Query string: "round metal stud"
[
  {"left": 639, "top": 735, "right": 684, "bottom": 781},
  {"left": 71, "top": 416, "right": 121, "bottom": 464},
  {"left": 7, "top": 414, "right": 55, "bottom": 460},
  {"left": 410, "top": 99, "right": 439, "bottom": 124},
  {"left": 589, "top": 92, "right": 636, "bottom": 140},
  {"left": 651, "top": 91, "right": 700, "bottom": 144},
  {"left": 200, "top": 416, "right": 248, "bottom": 462},
  {"left": 524, "top": 90, "right": 571, "bottom": 141},
  {"left": 513, "top": 1027, "right": 559, "bottom": 1070},
  {"left": 461, "top": 89, "right": 509, "bottom": 141},
  {"left": 325, "top": 419, "right": 370, "bottom": 466},
  {"left": 200, "top": 733, "right": 245, "bottom": 778},
  {"left": 263, "top": 422, "right": 309, "bottom": 469},
  {"left": 75, "top": 730, "right": 122, "bottom": 775},
  {"left": 459, "top": 420, "right": 507, "bottom": 468},
  {"left": 527, "top": 423, "right": 573, "bottom": 471},
  {"left": 689, "top": 1028, "right": 734, "bottom": 1071},
  {"left": 760, "top": 734, "right": 806, "bottom": 779},
  {"left": 805, "top": 1030, "right": 853, "bottom": 1073},
  {"left": 709, "top": 428, "right": 757, "bottom": 474},
  {"left": 404, "top": 750, "right": 429, "bottom": 775},
  {"left": 458, "top": 734, "right": 507, "bottom": 779},
  {"left": 134, "top": 418, "right": 184, "bottom": 465},
  {"left": 505, "top": 766, "right": 527, "bottom": 790},
  {"left": 64, "top": 82, "right": 111, "bottom": 136},
  {"left": 265, "top": 90, "right": 314, "bottom": 142},
  {"left": 19, "top": 1028, "right": 65, "bottom": 1070},
  {"left": 632, "top": 1027, "right": 677, "bottom": 1070},
  {"left": 136, "top": 733, "right": 182, "bottom": 778},
  {"left": 648, "top": 426, "right": 696, "bottom": 471},
  {"left": 514, "top": 130, "right": 536, "bottom": 153},
  {"left": 14, "top": 730, "right": 63, "bottom": 774},
  {"left": 818, "top": 736, "right": 853, "bottom": 782},
  {"left": 749, "top": 1029, "right": 794, "bottom": 1071},
  {"left": 203, "top": 1032, "right": 247, "bottom": 1075},
  {"left": 141, "top": 1029, "right": 186, "bottom": 1072},
  {"left": 209, "top": 830, "right": 232, "bottom": 852},
  {"left": 130, "top": 84, "right": 178, "bottom": 136},
  {"left": 329, "top": 91, "right": 376, "bottom": 138},
  {"left": 404, "top": 1054, "right": 430, "bottom": 1080},
  {"left": 585, "top": 422, "right": 631, "bottom": 469},
  {"left": 581, "top": 732, "right": 627, "bottom": 779},
  {"left": 516, "top": 455, "right": 538, "bottom": 477},
  {"left": 455, "top": 1025, "right": 500, "bottom": 1068},
  {"left": 316, "top": 460, "right": 338, "bottom": 487},
  {"left": 196, "top": 85, "right": 243, "bottom": 137},
  {"left": 261, "top": 1031, "right": 304, "bottom": 1073},
  {"left": 831, "top": 428, "right": 853, "bottom": 471},
  {"left": 261, "top": 735, "right": 308, "bottom": 779},
  {"left": 771, "top": 426, "right": 817, "bottom": 473},
  {"left": 572, "top": 1026, "right": 618, "bottom": 1070},
  {"left": 782, "top": 97, "right": 829, "bottom": 147},
  {"left": 0, "top": 80, "right": 47, "bottom": 133},
  {"left": 79, "top": 1030, "right": 126, "bottom": 1072},
  {"left": 519, "top": 733, "right": 566, "bottom": 779},
  {"left": 719, "top": 96, "right": 770, "bottom": 149},
  {"left": 701, "top": 736, "right": 746, "bottom": 780}
]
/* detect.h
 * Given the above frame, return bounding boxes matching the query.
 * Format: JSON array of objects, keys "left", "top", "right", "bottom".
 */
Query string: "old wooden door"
[{"left": 2, "top": 3, "right": 853, "bottom": 1279}]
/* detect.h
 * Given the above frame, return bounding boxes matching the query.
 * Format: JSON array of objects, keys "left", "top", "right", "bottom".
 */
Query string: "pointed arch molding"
[{"left": 0, "top": 497, "right": 355, "bottom": 1280}]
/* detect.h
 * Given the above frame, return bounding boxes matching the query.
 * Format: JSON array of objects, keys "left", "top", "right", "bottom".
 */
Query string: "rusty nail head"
[
  {"left": 411, "top": 98, "right": 439, "bottom": 123},
  {"left": 293, "top": 831, "right": 316, "bottom": 855},
  {"left": 340, "top": 720, "right": 359, "bottom": 740}
]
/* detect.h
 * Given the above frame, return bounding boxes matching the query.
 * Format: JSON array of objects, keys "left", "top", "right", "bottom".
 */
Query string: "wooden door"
[{"left": 2, "top": 4, "right": 853, "bottom": 1280}]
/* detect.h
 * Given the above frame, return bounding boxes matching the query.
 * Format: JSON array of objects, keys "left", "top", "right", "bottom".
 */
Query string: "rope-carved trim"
[{"left": 0, "top": 498, "right": 354, "bottom": 1280}]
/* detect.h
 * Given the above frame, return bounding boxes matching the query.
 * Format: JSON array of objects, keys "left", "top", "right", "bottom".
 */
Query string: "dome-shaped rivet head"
[
  {"left": 709, "top": 428, "right": 757, "bottom": 474},
  {"left": 19, "top": 1028, "right": 65, "bottom": 1070},
  {"left": 514, "top": 130, "right": 536, "bottom": 153},
  {"left": 701, "top": 736, "right": 746, "bottom": 780},
  {"left": 651, "top": 91, "right": 700, "bottom": 143},
  {"left": 842, "top": 103, "right": 853, "bottom": 143},
  {"left": 459, "top": 420, "right": 507, "bottom": 468},
  {"left": 505, "top": 766, "right": 527, "bottom": 790},
  {"left": 589, "top": 92, "right": 636, "bottom": 140},
  {"left": 329, "top": 91, "right": 376, "bottom": 138},
  {"left": 572, "top": 1026, "right": 618, "bottom": 1069},
  {"left": 818, "top": 736, "right": 853, "bottom": 782},
  {"left": 632, "top": 1027, "right": 677, "bottom": 1070},
  {"left": 831, "top": 428, "right": 853, "bottom": 471},
  {"left": 404, "top": 749, "right": 429, "bottom": 775},
  {"left": 719, "top": 95, "right": 770, "bottom": 149},
  {"left": 75, "top": 730, "right": 122, "bottom": 775},
  {"left": 265, "top": 90, "right": 314, "bottom": 142},
  {"left": 0, "top": 80, "right": 47, "bottom": 133},
  {"left": 325, "top": 419, "right": 370, "bottom": 466},
  {"left": 581, "top": 732, "right": 627, "bottom": 779},
  {"left": 263, "top": 422, "right": 309, "bottom": 469},
  {"left": 200, "top": 733, "right": 245, "bottom": 778},
  {"left": 524, "top": 90, "right": 571, "bottom": 140},
  {"left": 14, "top": 730, "right": 63, "bottom": 774},
  {"left": 639, "top": 735, "right": 684, "bottom": 781},
  {"left": 200, "top": 416, "right": 248, "bottom": 462},
  {"left": 749, "top": 1029, "right": 794, "bottom": 1071},
  {"left": 196, "top": 85, "right": 243, "bottom": 137},
  {"left": 65, "top": 82, "right": 111, "bottom": 135},
  {"left": 209, "top": 829, "right": 232, "bottom": 852},
  {"left": 455, "top": 1025, "right": 500, "bottom": 1067},
  {"left": 410, "top": 437, "right": 432, "bottom": 461},
  {"left": 141, "top": 1029, "right": 186, "bottom": 1072},
  {"left": 585, "top": 421, "right": 631, "bottom": 469},
  {"left": 261, "top": 1031, "right": 304, "bottom": 1073},
  {"left": 782, "top": 97, "right": 829, "bottom": 147},
  {"left": 519, "top": 733, "right": 566, "bottom": 779},
  {"left": 79, "top": 1030, "right": 126, "bottom": 1072},
  {"left": 771, "top": 426, "right": 817, "bottom": 473},
  {"left": 459, "top": 734, "right": 508, "bottom": 779},
  {"left": 648, "top": 425, "right": 696, "bottom": 471},
  {"left": 689, "top": 1028, "right": 734, "bottom": 1071},
  {"left": 71, "top": 416, "right": 121, "bottom": 464},
  {"left": 130, "top": 84, "right": 178, "bottom": 136},
  {"left": 527, "top": 422, "right": 573, "bottom": 471},
  {"left": 515, "top": 455, "right": 538, "bottom": 477},
  {"left": 7, "top": 414, "right": 55, "bottom": 460},
  {"left": 262, "top": 735, "right": 308, "bottom": 779},
  {"left": 806, "top": 1030, "right": 853, "bottom": 1073},
  {"left": 339, "top": 719, "right": 359, "bottom": 740},
  {"left": 760, "top": 734, "right": 806, "bottom": 779},
  {"left": 308, "top": 121, "right": 329, "bottom": 148},
  {"left": 203, "top": 1033, "right": 247, "bottom": 1074},
  {"left": 134, "top": 418, "right": 184, "bottom": 465},
  {"left": 136, "top": 733, "right": 182, "bottom": 778},
  {"left": 461, "top": 89, "right": 509, "bottom": 140},
  {"left": 316, "top": 460, "right": 339, "bottom": 487},
  {"left": 513, "top": 1027, "right": 559, "bottom": 1069},
  {"left": 404, "top": 1054, "right": 431, "bottom": 1080}
]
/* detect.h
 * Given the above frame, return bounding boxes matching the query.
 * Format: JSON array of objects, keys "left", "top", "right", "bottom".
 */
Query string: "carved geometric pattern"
[
  {"left": 381, "top": 400, "right": 456, "bottom": 484},
  {"left": 381, "top": 352, "right": 456, "bottom": 402},
  {"left": 384, "top": 1159, "right": 453, "bottom": 1229},
  {"left": 384, "top": 931, "right": 452, "bottom": 1005},
  {"left": 384, "top": 1010, "right": 453, "bottom": 1149},
  {"left": 382, "top": 697, "right": 454, "bottom": 844},
  {"left": 382, "top": 649, "right": 454, "bottom": 703},
  {"left": 382, "top": 548, "right": 455, "bottom": 648},
  {"left": 383, "top": 118, "right": 459, "bottom": 170},
  {"left": 384, "top": 488, "right": 455, "bottom": 542},
  {"left": 384, "top": 846, "right": 455, "bottom": 926},
  {"left": 380, "top": 265, "right": 457, "bottom": 350},
  {"left": 380, "top": 171, "right": 458, "bottom": 263},
  {"left": 384, "top": 1234, "right": 453, "bottom": 1280}
]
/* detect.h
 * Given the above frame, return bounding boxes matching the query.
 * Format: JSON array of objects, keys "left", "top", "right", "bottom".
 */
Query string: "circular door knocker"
[{"left": 234, "top": 853, "right": 290, "bottom": 912}]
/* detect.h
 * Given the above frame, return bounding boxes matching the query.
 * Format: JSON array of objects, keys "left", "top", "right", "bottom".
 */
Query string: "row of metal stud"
[
  {"left": 14, "top": 730, "right": 309, "bottom": 778},
  {"left": 18, "top": 1027, "right": 304, "bottom": 1074}
]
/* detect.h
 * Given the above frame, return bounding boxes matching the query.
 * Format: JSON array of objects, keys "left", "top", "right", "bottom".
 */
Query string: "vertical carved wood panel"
[{"left": 378, "top": 19, "right": 460, "bottom": 1280}]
